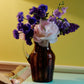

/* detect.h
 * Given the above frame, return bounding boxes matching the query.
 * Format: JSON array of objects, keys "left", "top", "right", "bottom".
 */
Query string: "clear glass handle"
[{"left": 23, "top": 40, "right": 34, "bottom": 60}]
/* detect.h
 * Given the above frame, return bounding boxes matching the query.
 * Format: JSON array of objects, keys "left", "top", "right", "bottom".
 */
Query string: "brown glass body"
[{"left": 28, "top": 42, "right": 55, "bottom": 82}]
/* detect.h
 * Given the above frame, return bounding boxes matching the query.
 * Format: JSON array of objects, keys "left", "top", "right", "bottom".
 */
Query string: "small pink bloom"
[{"left": 19, "top": 31, "right": 25, "bottom": 40}]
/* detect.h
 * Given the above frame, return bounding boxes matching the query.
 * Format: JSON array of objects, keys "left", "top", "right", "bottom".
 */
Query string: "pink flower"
[
  {"left": 19, "top": 33, "right": 25, "bottom": 40},
  {"left": 33, "top": 20, "right": 60, "bottom": 44},
  {"left": 18, "top": 31, "right": 25, "bottom": 40}
]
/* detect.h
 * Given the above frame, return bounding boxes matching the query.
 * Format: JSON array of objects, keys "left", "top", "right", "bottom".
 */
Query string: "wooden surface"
[{"left": 0, "top": 61, "right": 29, "bottom": 74}]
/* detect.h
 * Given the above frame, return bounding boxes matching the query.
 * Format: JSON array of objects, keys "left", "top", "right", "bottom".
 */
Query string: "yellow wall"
[{"left": 0, "top": 0, "right": 83, "bottom": 66}]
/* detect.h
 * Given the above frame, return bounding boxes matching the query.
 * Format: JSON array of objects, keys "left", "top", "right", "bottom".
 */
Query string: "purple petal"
[
  {"left": 13, "top": 29, "right": 19, "bottom": 39},
  {"left": 26, "top": 15, "right": 31, "bottom": 20},
  {"left": 38, "top": 4, "right": 48, "bottom": 12},
  {"left": 53, "top": 9, "right": 63, "bottom": 18},
  {"left": 29, "top": 7, "right": 37, "bottom": 14},
  {"left": 17, "top": 12, "right": 24, "bottom": 22},
  {"left": 48, "top": 16, "right": 57, "bottom": 23},
  {"left": 62, "top": 7, "right": 68, "bottom": 14}
]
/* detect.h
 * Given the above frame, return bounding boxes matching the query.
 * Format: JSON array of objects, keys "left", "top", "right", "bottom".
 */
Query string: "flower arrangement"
[{"left": 13, "top": 2, "right": 79, "bottom": 46}]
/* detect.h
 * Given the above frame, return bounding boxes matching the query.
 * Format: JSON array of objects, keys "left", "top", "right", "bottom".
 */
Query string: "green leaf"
[
  {"left": 46, "top": 12, "right": 49, "bottom": 17},
  {"left": 61, "top": 1, "right": 64, "bottom": 5}
]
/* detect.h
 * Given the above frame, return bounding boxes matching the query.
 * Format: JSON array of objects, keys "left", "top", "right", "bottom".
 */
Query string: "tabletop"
[{"left": 22, "top": 72, "right": 84, "bottom": 84}]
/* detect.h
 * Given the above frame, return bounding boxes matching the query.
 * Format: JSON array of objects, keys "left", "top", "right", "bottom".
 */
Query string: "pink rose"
[{"left": 33, "top": 20, "right": 60, "bottom": 45}]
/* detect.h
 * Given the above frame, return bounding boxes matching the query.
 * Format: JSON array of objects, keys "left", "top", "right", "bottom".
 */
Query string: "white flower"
[{"left": 33, "top": 20, "right": 60, "bottom": 45}]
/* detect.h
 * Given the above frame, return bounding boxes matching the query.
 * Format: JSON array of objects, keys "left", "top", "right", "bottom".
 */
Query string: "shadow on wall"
[{"left": 23, "top": 0, "right": 84, "bottom": 19}]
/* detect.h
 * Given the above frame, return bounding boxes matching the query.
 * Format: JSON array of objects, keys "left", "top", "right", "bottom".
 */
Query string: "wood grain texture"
[{"left": 0, "top": 61, "right": 29, "bottom": 73}]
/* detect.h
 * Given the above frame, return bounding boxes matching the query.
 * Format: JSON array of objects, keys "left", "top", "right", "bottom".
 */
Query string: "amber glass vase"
[{"left": 27, "top": 42, "right": 55, "bottom": 82}]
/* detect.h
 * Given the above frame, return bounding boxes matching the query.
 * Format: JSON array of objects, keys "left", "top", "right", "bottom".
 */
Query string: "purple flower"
[
  {"left": 26, "top": 38, "right": 32, "bottom": 45},
  {"left": 33, "top": 9, "right": 46, "bottom": 20},
  {"left": 17, "top": 12, "right": 24, "bottom": 22},
  {"left": 29, "top": 7, "right": 37, "bottom": 14},
  {"left": 64, "top": 21, "right": 70, "bottom": 28},
  {"left": 56, "top": 20, "right": 62, "bottom": 27},
  {"left": 68, "top": 23, "right": 79, "bottom": 32},
  {"left": 53, "top": 7, "right": 68, "bottom": 18},
  {"left": 57, "top": 18, "right": 70, "bottom": 29},
  {"left": 53, "top": 9, "right": 63, "bottom": 18},
  {"left": 56, "top": 18, "right": 71, "bottom": 35},
  {"left": 25, "top": 29, "right": 34, "bottom": 45},
  {"left": 33, "top": 14, "right": 40, "bottom": 22},
  {"left": 13, "top": 29, "right": 19, "bottom": 39},
  {"left": 25, "top": 29, "right": 34, "bottom": 38},
  {"left": 29, "top": 17, "right": 36, "bottom": 25},
  {"left": 26, "top": 15, "right": 36, "bottom": 25},
  {"left": 38, "top": 4, "right": 48, "bottom": 12},
  {"left": 61, "top": 23, "right": 79, "bottom": 35},
  {"left": 63, "top": 18, "right": 70, "bottom": 29},
  {"left": 17, "top": 22, "right": 24, "bottom": 31},
  {"left": 48, "top": 16, "right": 57, "bottom": 23},
  {"left": 29, "top": 6, "right": 46, "bottom": 21},
  {"left": 37, "top": 9, "right": 46, "bottom": 18},
  {"left": 22, "top": 24, "right": 31, "bottom": 34},
  {"left": 26, "top": 15, "right": 31, "bottom": 20},
  {"left": 62, "top": 7, "right": 68, "bottom": 14}
]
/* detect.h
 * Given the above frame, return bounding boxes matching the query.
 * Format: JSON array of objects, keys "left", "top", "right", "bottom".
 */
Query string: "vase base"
[{"left": 33, "top": 80, "right": 53, "bottom": 83}]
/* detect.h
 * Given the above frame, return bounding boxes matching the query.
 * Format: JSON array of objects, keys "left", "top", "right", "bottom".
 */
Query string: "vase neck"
[{"left": 34, "top": 42, "right": 51, "bottom": 52}]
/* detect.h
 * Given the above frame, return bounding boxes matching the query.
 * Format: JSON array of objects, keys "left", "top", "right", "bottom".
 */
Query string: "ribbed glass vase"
[{"left": 28, "top": 42, "right": 55, "bottom": 82}]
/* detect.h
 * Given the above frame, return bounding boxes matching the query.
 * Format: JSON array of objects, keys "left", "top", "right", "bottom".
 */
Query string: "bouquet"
[
  {"left": 13, "top": 2, "right": 80, "bottom": 82},
  {"left": 13, "top": 2, "right": 79, "bottom": 46}
]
